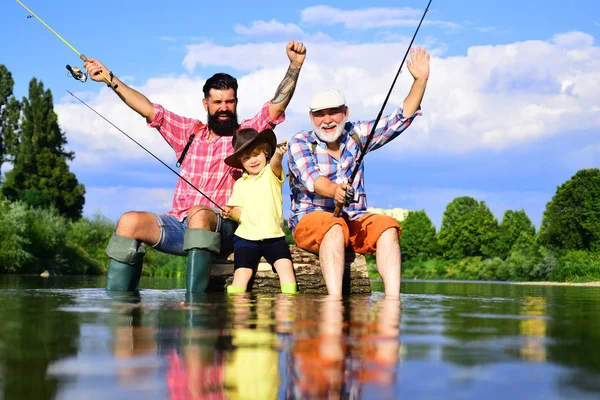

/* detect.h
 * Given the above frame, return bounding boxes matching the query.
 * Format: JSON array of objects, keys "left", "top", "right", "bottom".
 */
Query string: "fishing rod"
[
  {"left": 67, "top": 91, "right": 225, "bottom": 212},
  {"left": 15, "top": 0, "right": 117, "bottom": 89},
  {"left": 333, "top": 0, "right": 432, "bottom": 217},
  {"left": 17, "top": 0, "right": 223, "bottom": 210}
]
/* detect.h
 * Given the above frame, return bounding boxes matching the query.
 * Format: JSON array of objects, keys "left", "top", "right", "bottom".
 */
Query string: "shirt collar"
[{"left": 241, "top": 165, "right": 269, "bottom": 180}]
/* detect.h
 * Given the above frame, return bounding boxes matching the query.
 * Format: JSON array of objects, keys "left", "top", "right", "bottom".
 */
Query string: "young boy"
[{"left": 222, "top": 128, "right": 297, "bottom": 294}]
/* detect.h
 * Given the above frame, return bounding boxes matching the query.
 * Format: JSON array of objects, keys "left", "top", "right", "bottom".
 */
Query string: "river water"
[{"left": 0, "top": 276, "right": 599, "bottom": 399}]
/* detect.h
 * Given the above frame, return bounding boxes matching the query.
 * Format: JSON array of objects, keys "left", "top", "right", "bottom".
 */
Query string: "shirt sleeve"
[
  {"left": 288, "top": 134, "right": 322, "bottom": 193},
  {"left": 239, "top": 100, "right": 286, "bottom": 132},
  {"left": 352, "top": 106, "right": 422, "bottom": 153},
  {"left": 148, "top": 104, "right": 202, "bottom": 156},
  {"left": 267, "top": 164, "right": 285, "bottom": 186}
]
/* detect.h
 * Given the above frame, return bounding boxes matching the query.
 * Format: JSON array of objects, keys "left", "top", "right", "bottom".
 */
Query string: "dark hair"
[
  {"left": 203, "top": 73, "right": 238, "bottom": 98},
  {"left": 238, "top": 139, "right": 272, "bottom": 162}
]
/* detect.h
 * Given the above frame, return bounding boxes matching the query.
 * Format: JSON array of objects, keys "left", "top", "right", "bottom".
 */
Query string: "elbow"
[{"left": 144, "top": 107, "right": 156, "bottom": 124}]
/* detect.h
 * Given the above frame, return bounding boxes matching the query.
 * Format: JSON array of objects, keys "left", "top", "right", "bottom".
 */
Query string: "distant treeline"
[
  {"left": 366, "top": 168, "right": 600, "bottom": 283},
  {"left": 1, "top": 167, "right": 599, "bottom": 282}
]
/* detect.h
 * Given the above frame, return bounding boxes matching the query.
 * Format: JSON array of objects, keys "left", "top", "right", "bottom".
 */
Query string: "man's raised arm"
[
  {"left": 84, "top": 58, "right": 155, "bottom": 123},
  {"left": 402, "top": 46, "right": 430, "bottom": 117},
  {"left": 269, "top": 41, "right": 307, "bottom": 120}
]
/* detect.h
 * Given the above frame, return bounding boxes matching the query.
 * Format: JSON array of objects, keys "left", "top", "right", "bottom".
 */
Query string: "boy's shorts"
[
  {"left": 293, "top": 211, "right": 401, "bottom": 255},
  {"left": 151, "top": 211, "right": 238, "bottom": 256},
  {"left": 232, "top": 235, "right": 292, "bottom": 270}
]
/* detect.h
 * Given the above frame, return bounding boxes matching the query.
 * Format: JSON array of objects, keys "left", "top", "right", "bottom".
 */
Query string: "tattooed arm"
[{"left": 269, "top": 40, "right": 307, "bottom": 120}]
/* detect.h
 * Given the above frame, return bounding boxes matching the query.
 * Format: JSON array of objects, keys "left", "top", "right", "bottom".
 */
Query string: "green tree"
[
  {"left": 399, "top": 210, "right": 437, "bottom": 261},
  {"left": 0, "top": 65, "right": 21, "bottom": 169},
  {"left": 437, "top": 196, "right": 499, "bottom": 259},
  {"left": 2, "top": 78, "right": 85, "bottom": 219},
  {"left": 496, "top": 210, "right": 536, "bottom": 259},
  {"left": 538, "top": 168, "right": 600, "bottom": 252}
]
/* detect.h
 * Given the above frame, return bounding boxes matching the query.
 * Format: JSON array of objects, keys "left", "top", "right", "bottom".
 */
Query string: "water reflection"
[
  {"left": 156, "top": 294, "right": 402, "bottom": 400},
  {"left": 109, "top": 292, "right": 158, "bottom": 385},
  {"left": 0, "top": 289, "right": 80, "bottom": 400},
  {"left": 519, "top": 297, "right": 547, "bottom": 362},
  {"left": 1, "top": 278, "right": 600, "bottom": 399}
]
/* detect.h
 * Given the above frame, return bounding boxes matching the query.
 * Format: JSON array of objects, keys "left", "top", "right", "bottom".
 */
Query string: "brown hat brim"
[{"left": 224, "top": 129, "right": 277, "bottom": 170}]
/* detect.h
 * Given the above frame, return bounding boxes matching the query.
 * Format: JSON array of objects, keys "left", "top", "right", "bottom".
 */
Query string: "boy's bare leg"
[
  {"left": 231, "top": 269, "right": 253, "bottom": 291},
  {"left": 274, "top": 259, "right": 296, "bottom": 285}
]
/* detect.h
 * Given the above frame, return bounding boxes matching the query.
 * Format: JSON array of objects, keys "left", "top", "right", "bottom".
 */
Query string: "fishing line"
[
  {"left": 334, "top": 0, "right": 433, "bottom": 217},
  {"left": 67, "top": 90, "right": 225, "bottom": 212}
]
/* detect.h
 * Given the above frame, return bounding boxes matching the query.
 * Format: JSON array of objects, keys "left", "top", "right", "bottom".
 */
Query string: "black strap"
[
  {"left": 176, "top": 134, "right": 195, "bottom": 167},
  {"left": 176, "top": 123, "right": 202, "bottom": 168}
]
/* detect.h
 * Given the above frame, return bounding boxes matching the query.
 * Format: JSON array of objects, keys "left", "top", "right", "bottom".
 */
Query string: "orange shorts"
[{"left": 293, "top": 211, "right": 401, "bottom": 255}]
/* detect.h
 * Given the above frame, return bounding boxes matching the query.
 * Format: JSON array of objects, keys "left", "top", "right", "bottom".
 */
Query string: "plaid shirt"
[
  {"left": 287, "top": 105, "right": 420, "bottom": 232},
  {"left": 149, "top": 101, "right": 284, "bottom": 221}
]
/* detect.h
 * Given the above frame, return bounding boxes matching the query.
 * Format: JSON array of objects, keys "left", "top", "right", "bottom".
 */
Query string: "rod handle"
[{"left": 333, "top": 204, "right": 342, "bottom": 217}]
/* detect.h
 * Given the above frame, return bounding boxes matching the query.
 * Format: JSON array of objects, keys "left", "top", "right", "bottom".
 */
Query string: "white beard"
[{"left": 313, "top": 116, "right": 347, "bottom": 143}]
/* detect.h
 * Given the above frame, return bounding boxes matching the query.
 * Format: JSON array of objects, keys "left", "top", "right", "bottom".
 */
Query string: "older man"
[
  {"left": 287, "top": 46, "right": 430, "bottom": 297},
  {"left": 85, "top": 41, "right": 306, "bottom": 293}
]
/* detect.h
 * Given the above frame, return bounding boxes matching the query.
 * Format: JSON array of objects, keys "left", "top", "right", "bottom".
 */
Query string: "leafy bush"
[
  {"left": 0, "top": 199, "right": 31, "bottom": 272},
  {"left": 551, "top": 251, "right": 600, "bottom": 282}
]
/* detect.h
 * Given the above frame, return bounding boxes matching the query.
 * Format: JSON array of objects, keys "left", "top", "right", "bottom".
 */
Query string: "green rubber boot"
[
  {"left": 183, "top": 228, "right": 221, "bottom": 293},
  {"left": 186, "top": 249, "right": 214, "bottom": 293},
  {"left": 105, "top": 233, "right": 146, "bottom": 291}
]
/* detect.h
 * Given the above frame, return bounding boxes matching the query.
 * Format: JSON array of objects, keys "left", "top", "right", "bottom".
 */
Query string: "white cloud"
[
  {"left": 57, "top": 31, "right": 600, "bottom": 172},
  {"left": 300, "top": 6, "right": 460, "bottom": 30},
  {"left": 234, "top": 19, "right": 304, "bottom": 39},
  {"left": 84, "top": 186, "right": 174, "bottom": 222}
]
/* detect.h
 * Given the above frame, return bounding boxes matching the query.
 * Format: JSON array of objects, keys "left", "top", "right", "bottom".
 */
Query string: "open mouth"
[{"left": 321, "top": 125, "right": 337, "bottom": 134}]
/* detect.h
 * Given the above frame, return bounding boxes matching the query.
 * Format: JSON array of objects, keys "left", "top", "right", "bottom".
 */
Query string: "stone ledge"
[{"left": 207, "top": 244, "right": 371, "bottom": 294}]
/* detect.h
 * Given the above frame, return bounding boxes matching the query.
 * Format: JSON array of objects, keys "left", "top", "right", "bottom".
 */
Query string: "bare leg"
[
  {"left": 376, "top": 228, "right": 401, "bottom": 298},
  {"left": 115, "top": 211, "right": 161, "bottom": 245},
  {"left": 273, "top": 259, "right": 296, "bottom": 286},
  {"left": 231, "top": 269, "right": 253, "bottom": 291},
  {"left": 319, "top": 225, "right": 346, "bottom": 296}
]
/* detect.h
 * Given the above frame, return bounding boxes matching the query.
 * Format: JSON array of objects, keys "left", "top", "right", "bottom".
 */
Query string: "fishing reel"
[
  {"left": 343, "top": 187, "right": 365, "bottom": 207},
  {"left": 66, "top": 64, "right": 87, "bottom": 83}
]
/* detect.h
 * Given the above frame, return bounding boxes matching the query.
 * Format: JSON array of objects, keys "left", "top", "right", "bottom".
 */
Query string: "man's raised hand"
[
  {"left": 406, "top": 46, "right": 430, "bottom": 82},
  {"left": 286, "top": 41, "right": 306, "bottom": 66}
]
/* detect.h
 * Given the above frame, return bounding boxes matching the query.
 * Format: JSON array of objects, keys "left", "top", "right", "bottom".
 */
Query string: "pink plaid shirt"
[{"left": 149, "top": 101, "right": 285, "bottom": 221}]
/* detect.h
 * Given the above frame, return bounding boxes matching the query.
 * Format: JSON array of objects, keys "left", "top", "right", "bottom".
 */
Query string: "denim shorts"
[{"left": 152, "top": 211, "right": 238, "bottom": 256}]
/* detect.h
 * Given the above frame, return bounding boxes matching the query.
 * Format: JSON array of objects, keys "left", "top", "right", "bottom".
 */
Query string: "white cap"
[{"left": 308, "top": 89, "right": 346, "bottom": 112}]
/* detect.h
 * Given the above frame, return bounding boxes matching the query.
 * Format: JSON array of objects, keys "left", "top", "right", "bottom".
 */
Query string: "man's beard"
[
  {"left": 208, "top": 110, "right": 239, "bottom": 136},
  {"left": 313, "top": 116, "right": 347, "bottom": 143}
]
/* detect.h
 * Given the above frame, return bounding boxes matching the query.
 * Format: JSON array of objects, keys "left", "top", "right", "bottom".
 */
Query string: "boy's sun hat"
[{"left": 224, "top": 128, "right": 277, "bottom": 169}]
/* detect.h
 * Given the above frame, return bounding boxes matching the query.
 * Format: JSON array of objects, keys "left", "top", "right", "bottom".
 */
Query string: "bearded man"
[
  {"left": 287, "top": 46, "right": 430, "bottom": 298},
  {"left": 84, "top": 41, "right": 306, "bottom": 293}
]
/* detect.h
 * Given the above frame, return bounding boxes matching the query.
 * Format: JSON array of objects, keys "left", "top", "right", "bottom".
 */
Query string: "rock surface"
[{"left": 207, "top": 245, "right": 371, "bottom": 294}]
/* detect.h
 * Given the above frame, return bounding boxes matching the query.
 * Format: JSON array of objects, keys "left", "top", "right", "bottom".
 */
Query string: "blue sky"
[{"left": 2, "top": 0, "right": 599, "bottom": 229}]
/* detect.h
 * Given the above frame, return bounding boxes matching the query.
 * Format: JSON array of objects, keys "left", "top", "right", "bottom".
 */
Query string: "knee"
[
  {"left": 379, "top": 227, "right": 400, "bottom": 244},
  {"left": 323, "top": 224, "right": 345, "bottom": 244},
  {"left": 115, "top": 212, "right": 145, "bottom": 237},
  {"left": 187, "top": 206, "right": 216, "bottom": 230}
]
